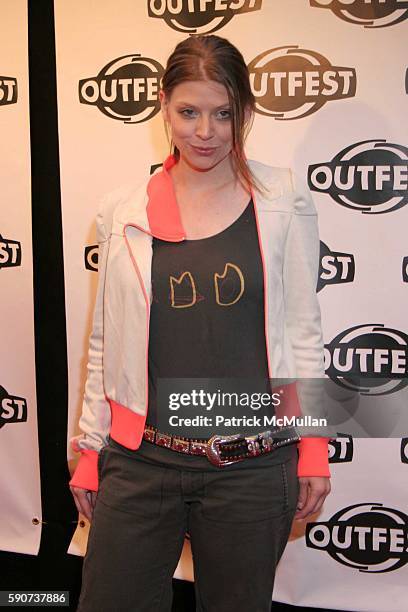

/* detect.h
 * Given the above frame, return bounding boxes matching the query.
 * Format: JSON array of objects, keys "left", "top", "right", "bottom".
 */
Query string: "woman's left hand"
[{"left": 294, "top": 476, "right": 331, "bottom": 521}]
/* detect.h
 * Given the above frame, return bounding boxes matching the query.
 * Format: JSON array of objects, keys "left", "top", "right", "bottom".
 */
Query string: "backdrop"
[{"left": 55, "top": 1, "right": 408, "bottom": 610}]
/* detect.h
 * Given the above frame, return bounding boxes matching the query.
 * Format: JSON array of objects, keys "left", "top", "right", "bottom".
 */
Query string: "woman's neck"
[{"left": 169, "top": 152, "right": 237, "bottom": 194}]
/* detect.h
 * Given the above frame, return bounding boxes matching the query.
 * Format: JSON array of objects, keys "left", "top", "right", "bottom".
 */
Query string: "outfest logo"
[
  {"left": 84, "top": 245, "right": 98, "bottom": 272},
  {"left": 329, "top": 434, "right": 354, "bottom": 463},
  {"left": 247, "top": 46, "right": 356, "bottom": 120},
  {"left": 310, "top": 0, "right": 408, "bottom": 29},
  {"left": 403, "top": 256, "right": 408, "bottom": 282},
  {"left": 306, "top": 503, "right": 408, "bottom": 573},
  {"left": 147, "top": 0, "right": 262, "bottom": 33},
  {"left": 325, "top": 324, "right": 408, "bottom": 395},
  {"left": 0, "top": 76, "right": 17, "bottom": 106},
  {"left": 0, "top": 235, "right": 22, "bottom": 269},
  {"left": 401, "top": 437, "right": 408, "bottom": 463},
  {"left": 0, "top": 385, "right": 27, "bottom": 429},
  {"left": 318, "top": 241, "right": 354, "bottom": 292},
  {"left": 308, "top": 140, "right": 408, "bottom": 214},
  {"left": 79, "top": 54, "right": 164, "bottom": 123}
]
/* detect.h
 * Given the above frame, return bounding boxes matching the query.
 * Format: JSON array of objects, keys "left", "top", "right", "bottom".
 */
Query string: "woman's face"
[{"left": 160, "top": 79, "right": 235, "bottom": 172}]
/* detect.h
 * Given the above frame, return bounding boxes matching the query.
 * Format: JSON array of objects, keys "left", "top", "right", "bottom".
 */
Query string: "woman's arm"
[
  {"left": 69, "top": 202, "right": 112, "bottom": 504},
  {"left": 282, "top": 170, "right": 332, "bottom": 489}
]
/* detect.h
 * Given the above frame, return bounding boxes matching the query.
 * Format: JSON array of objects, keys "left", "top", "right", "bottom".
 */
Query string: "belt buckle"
[{"left": 206, "top": 433, "right": 245, "bottom": 467}]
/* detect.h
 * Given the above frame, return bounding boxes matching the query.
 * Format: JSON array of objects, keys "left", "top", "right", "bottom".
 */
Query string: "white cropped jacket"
[{"left": 69, "top": 156, "right": 330, "bottom": 491}]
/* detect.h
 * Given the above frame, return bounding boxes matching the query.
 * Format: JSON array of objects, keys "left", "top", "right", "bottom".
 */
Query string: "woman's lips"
[{"left": 191, "top": 145, "right": 217, "bottom": 156}]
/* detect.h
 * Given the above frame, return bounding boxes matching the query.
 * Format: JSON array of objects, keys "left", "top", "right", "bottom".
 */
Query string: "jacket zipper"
[
  {"left": 250, "top": 189, "right": 273, "bottom": 381},
  {"left": 123, "top": 223, "right": 186, "bottom": 415},
  {"left": 123, "top": 223, "right": 152, "bottom": 415}
]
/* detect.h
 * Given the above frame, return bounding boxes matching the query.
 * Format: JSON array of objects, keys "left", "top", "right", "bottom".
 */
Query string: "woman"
[{"left": 70, "top": 35, "right": 331, "bottom": 612}]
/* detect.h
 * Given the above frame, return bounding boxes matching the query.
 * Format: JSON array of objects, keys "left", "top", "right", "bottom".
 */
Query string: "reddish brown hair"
[{"left": 161, "top": 35, "right": 259, "bottom": 193}]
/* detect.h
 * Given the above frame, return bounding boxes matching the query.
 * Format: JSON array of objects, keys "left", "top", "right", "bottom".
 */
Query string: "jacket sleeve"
[
  {"left": 69, "top": 204, "right": 112, "bottom": 492},
  {"left": 283, "top": 170, "right": 331, "bottom": 478}
]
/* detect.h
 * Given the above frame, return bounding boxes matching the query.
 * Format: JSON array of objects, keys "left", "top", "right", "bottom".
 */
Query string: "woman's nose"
[{"left": 196, "top": 115, "right": 213, "bottom": 140}]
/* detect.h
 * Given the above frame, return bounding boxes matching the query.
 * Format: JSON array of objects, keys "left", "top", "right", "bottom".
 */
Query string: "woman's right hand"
[{"left": 70, "top": 485, "right": 97, "bottom": 522}]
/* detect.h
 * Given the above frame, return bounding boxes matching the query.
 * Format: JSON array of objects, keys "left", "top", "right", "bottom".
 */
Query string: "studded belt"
[{"left": 142, "top": 425, "right": 300, "bottom": 467}]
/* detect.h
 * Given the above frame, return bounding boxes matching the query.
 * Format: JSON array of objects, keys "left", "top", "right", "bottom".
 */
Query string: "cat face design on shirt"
[
  {"left": 169, "top": 271, "right": 196, "bottom": 308},
  {"left": 170, "top": 262, "right": 245, "bottom": 308}
]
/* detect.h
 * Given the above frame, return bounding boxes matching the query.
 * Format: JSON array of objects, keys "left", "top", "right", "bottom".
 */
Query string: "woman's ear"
[{"left": 160, "top": 90, "right": 169, "bottom": 122}]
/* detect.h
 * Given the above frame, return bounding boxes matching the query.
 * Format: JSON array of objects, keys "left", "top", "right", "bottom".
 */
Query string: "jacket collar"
[
  {"left": 116, "top": 154, "right": 186, "bottom": 242},
  {"left": 146, "top": 154, "right": 186, "bottom": 241}
]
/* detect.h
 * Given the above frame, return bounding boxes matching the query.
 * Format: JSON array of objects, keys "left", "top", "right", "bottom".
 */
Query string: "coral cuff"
[
  {"left": 297, "top": 437, "right": 331, "bottom": 477},
  {"left": 69, "top": 449, "right": 99, "bottom": 492}
]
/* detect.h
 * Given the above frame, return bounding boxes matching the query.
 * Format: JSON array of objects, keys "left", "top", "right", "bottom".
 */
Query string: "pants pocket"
[
  {"left": 97, "top": 442, "right": 165, "bottom": 519},
  {"left": 202, "top": 456, "right": 299, "bottom": 523}
]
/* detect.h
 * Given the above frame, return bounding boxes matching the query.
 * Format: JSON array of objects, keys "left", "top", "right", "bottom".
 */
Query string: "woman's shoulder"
[
  {"left": 248, "top": 159, "right": 317, "bottom": 215},
  {"left": 95, "top": 175, "right": 151, "bottom": 238},
  {"left": 248, "top": 158, "right": 292, "bottom": 192}
]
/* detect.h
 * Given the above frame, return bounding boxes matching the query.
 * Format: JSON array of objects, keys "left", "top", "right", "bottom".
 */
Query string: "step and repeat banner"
[
  {"left": 55, "top": 1, "right": 407, "bottom": 610},
  {"left": 0, "top": 0, "right": 42, "bottom": 555}
]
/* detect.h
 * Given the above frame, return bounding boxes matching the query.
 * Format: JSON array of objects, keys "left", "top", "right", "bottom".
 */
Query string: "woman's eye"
[
  {"left": 180, "top": 109, "right": 197, "bottom": 118},
  {"left": 217, "top": 109, "right": 231, "bottom": 120}
]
